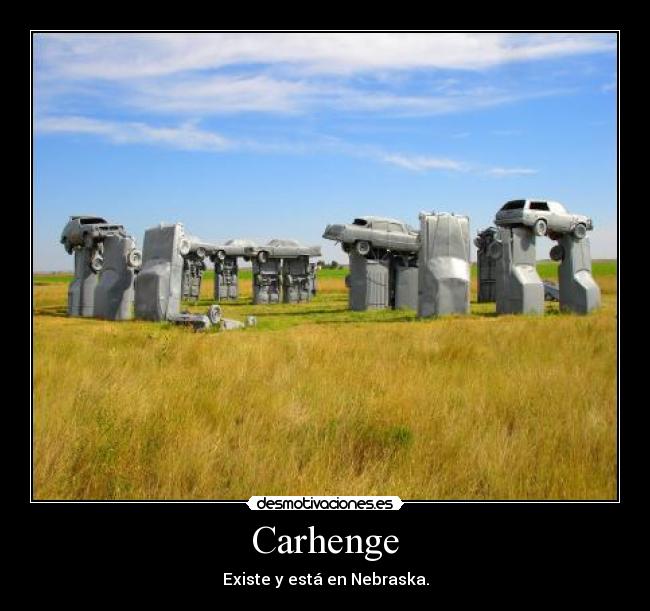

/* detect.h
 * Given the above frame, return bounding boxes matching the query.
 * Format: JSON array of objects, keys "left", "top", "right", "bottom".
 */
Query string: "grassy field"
[{"left": 33, "top": 261, "right": 617, "bottom": 500}]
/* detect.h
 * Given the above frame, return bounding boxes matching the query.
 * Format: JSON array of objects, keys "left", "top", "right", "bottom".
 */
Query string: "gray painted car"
[
  {"left": 208, "top": 238, "right": 257, "bottom": 262},
  {"left": 245, "top": 239, "right": 321, "bottom": 263},
  {"left": 494, "top": 199, "right": 593, "bottom": 239},
  {"left": 323, "top": 216, "right": 419, "bottom": 256},
  {"left": 60, "top": 215, "right": 126, "bottom": 254}
]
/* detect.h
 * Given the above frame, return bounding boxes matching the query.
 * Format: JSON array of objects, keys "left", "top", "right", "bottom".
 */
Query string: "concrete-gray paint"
[
  {"left": 393, "top": 257, "right": 418, "bottom": 310},
  {"left": 252, "top": 259, "right": 282, "bottom": 304},
  {"left": 94, "top": 234, "right": 139, "bottom": 320},
  {"left": 418, "top": 212, "right": 470, "bottom": 317},
  {"left": 557, "top": 235, "right": 601, "bottom": 314},
  {"left": 475, "top": 227, "right": 498, "bottom": 303},
  {"left": 68, "top": 248, "right": 99, "bottom": 317},
  {"left": 134, "top": 223, "right": 185, "bottom": 321},
  {"left": 348, "top": 253, "right": 390, "bottom": 311},
  {"left": 214, "top": 256, "right": 239, "bottom": 300},
  {"left": 493, "top": 226, "right": 544, "bottom": 315}
]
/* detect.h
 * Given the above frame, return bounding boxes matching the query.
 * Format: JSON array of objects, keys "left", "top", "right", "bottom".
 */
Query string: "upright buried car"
[
  {"left": 495, "top": 200, "right": 593, "bottom": 239},
  {"left": 323, "top": 216, "right": 419, "bottom": 256}
]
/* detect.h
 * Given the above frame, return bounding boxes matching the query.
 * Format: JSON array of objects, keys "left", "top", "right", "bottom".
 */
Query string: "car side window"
[
  {"left": 388, "top": 223, "right": 403, "bottom": 232},
  {"left": 373, "top": 222, "right": 389, "bottom": 232},
  {"left": 529, "top": 202, "right": 550, "bottom": 211}
]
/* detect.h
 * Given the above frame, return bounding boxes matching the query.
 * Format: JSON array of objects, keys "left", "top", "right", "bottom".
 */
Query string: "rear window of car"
[
  {"left": 353, "top": 218, "right": 368, "bottom": 226},
  {"left": 501, "top": 201, "right": 525, "bottom": 210},
  {"left": 529, "top": 201, "right": 550, "bottom": 211},
  {"left": 79, "top": 217, "right": 107, "bottom": 224}
]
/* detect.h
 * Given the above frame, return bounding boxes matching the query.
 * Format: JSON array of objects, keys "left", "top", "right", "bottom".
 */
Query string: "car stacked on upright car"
[
  {"left": 495, "top": 199, "right": 593, "bottom": 239},
  {"left": 322, "top": 216, "right": 420, "bottom": 255}
]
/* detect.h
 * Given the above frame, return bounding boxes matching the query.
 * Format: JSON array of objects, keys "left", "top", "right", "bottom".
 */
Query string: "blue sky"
[{"left": 33, "top": 32, "right": 617, "bottom": 271}]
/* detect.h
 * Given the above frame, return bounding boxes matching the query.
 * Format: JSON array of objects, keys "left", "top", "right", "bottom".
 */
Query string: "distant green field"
[{"left": 33, "top": 260, "right": 617, "bottom": 286}]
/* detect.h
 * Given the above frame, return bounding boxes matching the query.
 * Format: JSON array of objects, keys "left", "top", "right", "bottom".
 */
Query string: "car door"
[
  {"left": 370, "top": 221, "right": 390, "bottom": 248},
  {"left": 387, "top": 222, "right": 409, "bottom": 250}
]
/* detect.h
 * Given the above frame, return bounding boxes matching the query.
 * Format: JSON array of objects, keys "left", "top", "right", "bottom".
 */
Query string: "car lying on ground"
[
  {"left": 322, "top": 216, "right": 419, "bottom": 256},
  {"left": 60, "top": 215, "right": 126, "bottom": 254},
  {"left": 244, "top": 239, "right": 321, "bottom": 263},
  {"left": 494, "top": 200, "right": 593, "bottom": 239}
]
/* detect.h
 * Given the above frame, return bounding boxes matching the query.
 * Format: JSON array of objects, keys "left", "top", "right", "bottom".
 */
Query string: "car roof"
[
  {"left": 225, "top": 238, "right": 257, "bottom": 247},
  {"left": 356, "top": 216, "right": 405, "bottom": 225},
  {"left": 267, "top": 238, "right": 301, "bottom": 247}
]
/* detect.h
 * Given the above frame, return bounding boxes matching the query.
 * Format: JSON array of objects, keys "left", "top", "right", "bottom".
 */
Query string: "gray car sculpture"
[
  {"left": 323, "top": 216, "right": 419, "bottom": 256},
  {"left": 209, "top": 238, "right": 256, "bottom": 262},
  {"left": 61, "top": 215, "right": 141, "bottom": 319},
  {"left": 495, "top": 199, "right": 593, "bottom": 239},
  {"left": 244, "top": 239, "right": 321, "bottom": 263}
]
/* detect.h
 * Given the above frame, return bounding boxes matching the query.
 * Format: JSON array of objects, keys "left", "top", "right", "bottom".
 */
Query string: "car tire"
[
  {"left": 487, "top": 240, "right": 503, "bottom": 260},
  {"left": 549, "top": 244, "right": 564, "bottom": 262},
  {"left": 355, "top": 240, "right": 371, "bottom": 256},
  {"left": 208, "top": 304, "right": 222, "bottom": 325},
  {"left": 90, "top": 253, "right": 104, "bottom": 272},
  {"left": 533, "top": 218, "right": 547, "bottom": 237},
  {"left": 179, "top": 238, "right": 191, "bottom": 256},
  {"left": 127, "top": 249, "right": 142, "bottom": 269},
  {"left": 573, "top": 223, "right": 587, "bottom": 240},
  {"left": 257, "top": 251, "right": 268, "bottom": 264}
]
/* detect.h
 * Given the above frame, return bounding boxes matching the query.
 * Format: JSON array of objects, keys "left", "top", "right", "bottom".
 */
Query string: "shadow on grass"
[{"left": 33, "top": 306, "right": 68, "bottom": 318}]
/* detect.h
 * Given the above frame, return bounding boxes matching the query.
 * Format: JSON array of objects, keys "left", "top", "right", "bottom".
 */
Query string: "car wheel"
[
  {"left": 533, "top": 218, "right": 548, "bottom": 237},
  {"left": 355, "top": 240, "right": 371, "bottom": 256},
  {"left": 127, "top": 249, "right": 142, "bottom": 269},
  {"left": 207, "top": 304, "right": 222, "bottom": 325},
  {"left": 573, "top": 223, "right": 587, "bottom": 240},
  {"left": 179, "top": 238, "right": 191, "bottom": 256},
  {"left": 549, "top": 244, "right": 564, "bottom": 262},
  {"left": 487, "top": 240, "right": 503, "bottom": 260},
  {"left": 90, "top": 252, "right": 104, "bottom": 272},
  {"left": 257, "top": 251, "right": 269, "bottom": 264}
]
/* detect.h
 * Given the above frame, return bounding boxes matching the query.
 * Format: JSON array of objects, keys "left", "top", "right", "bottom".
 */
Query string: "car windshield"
[
  {"left": 501, "top": 201, "right": 525, "bottom": 211},
  {"left": 78, "top": 217, "right": 107, "bottom": 224}
]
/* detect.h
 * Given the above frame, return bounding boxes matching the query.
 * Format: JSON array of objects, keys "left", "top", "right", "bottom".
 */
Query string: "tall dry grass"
[{"left": 32, "top": 272, "right": 617, "bottom": 500}]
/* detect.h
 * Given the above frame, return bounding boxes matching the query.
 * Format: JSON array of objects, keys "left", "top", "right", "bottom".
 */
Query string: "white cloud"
[
  {"left": 36, "top": 33, "right": 615, "bottom": 80},
  {"left": 382, "top": 153, "right": 467, "bottom": 172},
  {"left": 485, "top": 167, "right": 538, "bottom": 177},
  {"left": 36, "top": 116, "right": 231, "bottom": 151},
  {"left": 36, "top": 115, "right": 542, "bottom": 179},
  {"left": 132, "top": 74, "right": 311, "bottom": 113},
  {"left": 34, "top": 33, "right": 612, "bottom": 118}
]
